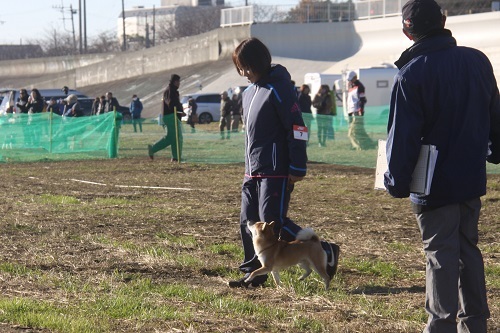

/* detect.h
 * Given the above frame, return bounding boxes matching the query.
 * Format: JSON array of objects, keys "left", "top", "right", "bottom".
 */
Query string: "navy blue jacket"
[
  {"left": 242, "top": 64, "right": 307, "bottom": 178},
  {"left": 385, "top": 30, "right": 500, "bottom": 206},
  {"left": 130, "top": 98, "right": 143, "bottom": 119}
]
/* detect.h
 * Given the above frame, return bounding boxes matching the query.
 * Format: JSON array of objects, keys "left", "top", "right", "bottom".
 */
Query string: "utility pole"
[
  {"left": 152, "top": 5, "right": 156, "bottom": 47},
  {"left": 70, "top": 4, "right": 77, "bottom": 53},
  {"left": 145, "top": 14, "right": 150, "bottom": 49},
  {"left": 121, "top": 0, "right": 127, "bottom": 51},
  {"left": 53, "top": 2, "right": 78, "bottom": 54},
  {"left": 83, "top": 0, "right": 87, "bottom": 52},
  {"left": 78, "top": 0, "right": 82, "bottom": 54}
]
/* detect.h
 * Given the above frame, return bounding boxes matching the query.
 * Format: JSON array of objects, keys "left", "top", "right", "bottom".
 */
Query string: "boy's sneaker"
[
  {"left": 228, "top": 274, "right": 267, "bottom": 288},
  {"left": 322, "top": 242, "right": 340, "bottom": 280}
]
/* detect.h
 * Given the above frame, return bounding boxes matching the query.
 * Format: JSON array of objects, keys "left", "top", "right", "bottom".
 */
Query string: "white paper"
[{"left": 375, "top": 140, "right": 438, "bottom": 195}]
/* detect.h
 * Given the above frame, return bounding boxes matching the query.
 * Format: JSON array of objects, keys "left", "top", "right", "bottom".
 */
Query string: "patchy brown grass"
[{"left": 0, "top": 159, "right": 498, "bottom": 332}]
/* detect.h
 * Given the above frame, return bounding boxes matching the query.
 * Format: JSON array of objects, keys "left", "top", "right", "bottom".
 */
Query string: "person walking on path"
[
  {"left": 219, "top": 91, "right": 232, "bottom": 139},
  {"left": 148, "top": 74, "right": 185, "bottom": 162},
  {"left": 228, "top": 38, "right": 340, "bottom": 288}
]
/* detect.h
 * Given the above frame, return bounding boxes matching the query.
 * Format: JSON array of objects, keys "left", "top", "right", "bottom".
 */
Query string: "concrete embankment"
[{"left": 1, "top": 11, "right": 498, "bottom": 118}]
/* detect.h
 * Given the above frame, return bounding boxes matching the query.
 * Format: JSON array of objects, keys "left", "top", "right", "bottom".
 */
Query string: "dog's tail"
[{"left": 296, "top": 228, "right": 320, "bottom": 242}]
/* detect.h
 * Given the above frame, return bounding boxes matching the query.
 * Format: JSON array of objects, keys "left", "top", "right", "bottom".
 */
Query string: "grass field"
[{"left": 0, "top": 122, "right": 499, "bottom": 332}]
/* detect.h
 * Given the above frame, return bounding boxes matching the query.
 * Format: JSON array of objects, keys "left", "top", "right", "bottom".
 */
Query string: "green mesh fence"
[
  {"left": 117, "top": 106, "right": 390, "bottom": 167},
  {"left": 0, "top": 112, "right": 120, "bottom": 162},
  {"left": 2, "top": 106, "right": 500, "bottom": 174}
]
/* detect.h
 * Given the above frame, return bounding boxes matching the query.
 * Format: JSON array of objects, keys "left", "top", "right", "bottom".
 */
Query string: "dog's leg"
[
  {"left": 311, "top": 258, "right": 331, "bottom": 290},
  {"left": 271, "top": 271, "right": 282, "bottom": 287},
  {"left": 298, "top": 261, "right": 313, "bottom": 281},
  {"left": 245, "top": 266, "right": 272, "bottom": 284}
]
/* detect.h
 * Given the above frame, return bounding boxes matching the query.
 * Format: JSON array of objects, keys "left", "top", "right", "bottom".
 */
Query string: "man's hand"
[{"left": 288, "top": 175, "right": 304, "bottom": 185}]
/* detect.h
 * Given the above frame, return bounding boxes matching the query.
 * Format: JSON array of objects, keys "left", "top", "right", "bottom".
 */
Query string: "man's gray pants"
[{"left": 416, "top": 198, "right": 490, "bottom": 333}]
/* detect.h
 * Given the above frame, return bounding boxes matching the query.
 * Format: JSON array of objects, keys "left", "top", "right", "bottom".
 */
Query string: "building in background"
[
  {"left": 0, "top": 45, "right": 44, "bottom": 61},
  {"left": 118, "top": 0, "right": 225, "bottom": 49},
  {"left": 162, "top": 0, "right": 224, "bottom": 6}
]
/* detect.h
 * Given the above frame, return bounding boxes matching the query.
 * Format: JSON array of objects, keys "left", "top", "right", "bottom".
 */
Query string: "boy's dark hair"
[{"left": 232, "top": 38, "right": 272, "bottom": 77}]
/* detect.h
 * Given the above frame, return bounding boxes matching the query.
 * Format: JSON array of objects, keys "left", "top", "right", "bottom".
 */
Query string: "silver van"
[{"left": 180, "top": 93, "right": 221, "bottom": 124}]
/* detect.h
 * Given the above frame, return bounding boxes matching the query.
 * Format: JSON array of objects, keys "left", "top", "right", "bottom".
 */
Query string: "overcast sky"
[{"left": 0, "top": 0, "right": 296, "bottom": 45}]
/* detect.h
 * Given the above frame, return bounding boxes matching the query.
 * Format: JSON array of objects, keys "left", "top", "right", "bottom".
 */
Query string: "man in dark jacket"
[
  {"left": 104, "top": 92, "right": 120, "bottom": 113},
  {"left": 148, "top": 74, "right": 185, "bottom": 162},
  {"left": 384, "top": 1, "right": 500, "bottom": 332},
  {"left": 219, "top": 91, "right": 232, "bottom": 139},
  {"left": 130, "top": 94, "right": 143, "bottom": 133}
]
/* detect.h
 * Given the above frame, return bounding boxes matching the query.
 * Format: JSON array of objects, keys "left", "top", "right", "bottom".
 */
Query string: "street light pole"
[
  {"left": 70, "top": 4, "right": 77, "bottom": 53},
  {"left": 122, "top": 0, "right": 127, "bottom": 51},
  {"left": 84, "top": 0, "right": 87, "bottom": 52},
  {"left": 78, "top": 0, "right": 82, "bottom": 54}
]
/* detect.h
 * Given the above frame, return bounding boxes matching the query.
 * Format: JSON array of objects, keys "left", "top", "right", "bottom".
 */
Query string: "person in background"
[
  {"left": 16, "top": 89, "right": 29, "bottom": 114},
  {"left": 47, "top": 97, "right": 60, "bottom": 115},
  {"left": 298, "top": 84, "right": 312, "bottom": 145},
  {"left": 22, "top": 88, "right": 45, "bottom": 146},
  {"left": 219, "top": 91, "right": 232, "bottom": 139},
  {"left": 104, "top": 92, "right": 120, "bottom": 113},
  {"left": 228, "top": 37, "right": 339, "bottom": 288},
  {"left": 61, "top": 86, "right": 69, "bottom": 96},
  {"left": 186, "top": 97, "right": 197, "bottom": 133},
  {"left": 130, "top": 94, "right": 144, "bottom": 133},
  {"left": 291, "top": 80, "right": 300, "bottom": 97},
  {"left": 230, "top": 93, "right": 241, "bottom": 134},
  {"left": 384, "top": 0, "right": 500, "bottom": 332},
  {"left": 91, "top": 97, "right": 100, "bottom": 116},
  {"left": 148, "top": 74, "right": 185, "bottom": 162},
  {"left": 63, "top": 94, "right": 82, "bottom": 117},
  {"left": 346, "top": 71, "right": 366, "bottom": 117},
  {"left": 97, "top": 95, "right": 106, "bottom": 115},
  {"left": 346, "top": 71, "right": 375, "bottom": 150},
  {"left": 312, "top": 84, "right": 333, "bottom": 147},
  {"left": 26, "top": 89, "right": 45, "bottom": 113}
]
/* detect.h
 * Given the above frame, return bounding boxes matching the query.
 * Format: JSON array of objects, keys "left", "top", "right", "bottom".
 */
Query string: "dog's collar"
[{"left": 256, "top": 242, "right": 278, "bottom": 256}]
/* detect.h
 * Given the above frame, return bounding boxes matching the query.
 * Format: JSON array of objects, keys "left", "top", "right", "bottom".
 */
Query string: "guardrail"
[
  {"left": 221, "top": 6, "right": 254, "bottom": 27},
  {"left": 220, "top": 0, "right": 409, "bottom": 27}
]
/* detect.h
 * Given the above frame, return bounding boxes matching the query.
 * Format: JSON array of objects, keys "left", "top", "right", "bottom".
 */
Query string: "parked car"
[
  {"left": 0, "top": 88, "right": 89, "bottom": 115},
  {"left": 0, "top": 89, "right": 131, "bottom": 119},
  {"left": 180, "top": 93, "right": 221, "bottom": 124},
  {"left": 115, "top": 105, "right": 131, "bottom": 121}
]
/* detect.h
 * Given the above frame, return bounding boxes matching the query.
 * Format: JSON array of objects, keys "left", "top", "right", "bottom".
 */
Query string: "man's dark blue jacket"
[{"left": 385, "top": 30, "right": 500, "bottom": 207}]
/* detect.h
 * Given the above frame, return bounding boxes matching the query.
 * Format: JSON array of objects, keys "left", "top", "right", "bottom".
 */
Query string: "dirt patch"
[{"left": 0, "top": 159, "right": 498, "bottom": 332}]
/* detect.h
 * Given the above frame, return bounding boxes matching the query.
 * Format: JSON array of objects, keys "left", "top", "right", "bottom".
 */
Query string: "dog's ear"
[{"left": 264, "top": 221, "right": 275, "bottom": 234}]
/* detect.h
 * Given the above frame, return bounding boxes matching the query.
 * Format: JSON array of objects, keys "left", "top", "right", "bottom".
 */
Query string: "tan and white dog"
[{"left": 245, "top": 221, "right": 331, "bottom": 289}]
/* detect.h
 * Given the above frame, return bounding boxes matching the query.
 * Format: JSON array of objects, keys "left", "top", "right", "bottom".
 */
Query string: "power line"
[{"left": 53, "top": 1, "right": 78, "bottom": 53}]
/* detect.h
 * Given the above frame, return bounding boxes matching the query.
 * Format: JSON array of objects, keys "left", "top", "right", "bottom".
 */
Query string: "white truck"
[{"left": 304, "top": 64, "right": 399, "bottom": 119}]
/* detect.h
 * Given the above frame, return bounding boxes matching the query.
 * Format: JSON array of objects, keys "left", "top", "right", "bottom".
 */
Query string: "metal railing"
[
  {"left": 220, "top": 0, "right": 410, "bottom": 27},
  {"left": 220, "top": 6, "right": 254, "bottom": 27},
  {"left": 355, "top": 0, "right": 408, "bottom": 19}
]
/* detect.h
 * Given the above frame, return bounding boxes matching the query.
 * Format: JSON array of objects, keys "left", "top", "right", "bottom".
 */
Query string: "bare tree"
[
  {"left": 285, "top": 0, "right": 354, "bottom": 23},
  {"left": 87, "top": 31, "right": 121, "bottom": 54},
  {"left": 156, "top": 6, "right": 222, "bottom": 43},
  {"left": 28, "top": 28, "right": 76, "bottom": 57},
  {"left": 253, "top": 4, "right": 290, "bottom": 23}
]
